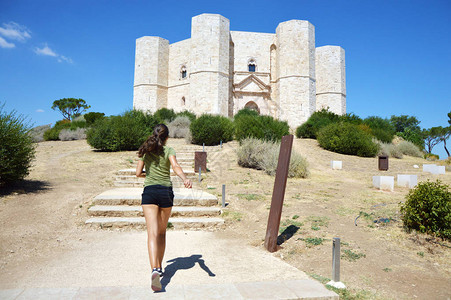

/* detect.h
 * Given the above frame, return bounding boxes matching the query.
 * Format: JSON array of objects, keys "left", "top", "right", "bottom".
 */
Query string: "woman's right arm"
[
  {"left": 136, "top": 160, "right": 146, "bottom": 178},
  {"left": 169, "top": 155, "right": 192, "bottom": 188}
]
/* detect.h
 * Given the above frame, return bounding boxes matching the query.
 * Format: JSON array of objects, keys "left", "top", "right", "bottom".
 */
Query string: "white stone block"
[
  {"left": 423, "top": 164, "right": 437, "bottom": 173},
  {"left": 373, "top": 176, "right": 394, "bottom": 192},
  {"left": 397, "top": 175, "right": 418, "bottom": 189},
  {"left": 331, "top": 161, "right": 342, "bottom": 170},
  {"left": 413, "top": 165, "right": 419, "bottom": 169},
  {"left": 435, "top": 166, "right": 446, "bottom": 174}
]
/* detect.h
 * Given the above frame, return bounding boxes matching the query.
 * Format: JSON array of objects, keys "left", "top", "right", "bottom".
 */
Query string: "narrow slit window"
[
  {"left": 181, "top": 66, "right": 187, "bottom": 79},
  {"left": 248, "top": 61, "right": 256, "bottom": 72}
]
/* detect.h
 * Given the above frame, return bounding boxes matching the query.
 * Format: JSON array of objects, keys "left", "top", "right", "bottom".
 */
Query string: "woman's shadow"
[{"left": 160, "top": 254, "right": 215, "bottom": 291}]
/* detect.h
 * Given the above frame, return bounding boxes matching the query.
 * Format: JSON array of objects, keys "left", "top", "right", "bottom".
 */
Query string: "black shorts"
[{"left": 141, "top": 185, "right": 174, "bottom": 207}]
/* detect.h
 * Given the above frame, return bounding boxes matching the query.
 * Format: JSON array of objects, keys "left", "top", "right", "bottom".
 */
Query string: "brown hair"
[{"left": 138, "top": 124, "right": 169, "bottom": 157}]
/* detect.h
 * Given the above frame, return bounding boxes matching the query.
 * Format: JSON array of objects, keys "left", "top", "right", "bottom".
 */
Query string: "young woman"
[{"left": 136, "top": 124, "right": 192, "bottom": 292}]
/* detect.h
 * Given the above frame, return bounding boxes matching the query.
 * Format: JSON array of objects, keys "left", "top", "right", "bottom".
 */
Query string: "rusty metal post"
[{"left": 264, "top": 135, "right": 294, "bottom": 252}]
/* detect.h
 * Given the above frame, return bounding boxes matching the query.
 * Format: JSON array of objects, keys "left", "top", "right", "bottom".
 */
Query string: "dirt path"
[{"left": 1, "top": 139, "right": 450, "bottom": 299}]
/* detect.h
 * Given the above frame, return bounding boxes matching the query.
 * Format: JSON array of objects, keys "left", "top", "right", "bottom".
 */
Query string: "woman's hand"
[{"left": 184, "top": 179, "right": 192, "bottom": 188}]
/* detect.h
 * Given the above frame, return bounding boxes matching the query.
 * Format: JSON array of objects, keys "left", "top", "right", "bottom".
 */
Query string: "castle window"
[
  {"left": 180, "top": 66, "right": 187, "bottom": 79},
  {"left": 181, "top": 96, "right": 186, "bottom": 106},
  {"left": 248, "top": 60, "right": 256, "bottom": 72}
]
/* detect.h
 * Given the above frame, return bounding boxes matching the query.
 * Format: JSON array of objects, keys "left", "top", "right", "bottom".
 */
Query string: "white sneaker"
[{"left": 151, "top": 270, "right": 162, "bottom": 292}]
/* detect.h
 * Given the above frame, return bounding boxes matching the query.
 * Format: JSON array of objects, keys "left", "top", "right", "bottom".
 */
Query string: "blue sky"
[{"left": 1, "top": 0, "right": 450, "bottom": 157}]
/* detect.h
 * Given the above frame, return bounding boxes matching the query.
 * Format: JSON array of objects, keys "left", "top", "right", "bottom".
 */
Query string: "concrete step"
[
  {"left": 85, "top": 216, "right": 225, "bottom": 229},
  {"left": 93, "top": 188, "right": 218, "bottom": 206},
  {"left": 115, "top": 174, "right": 197, "bottom": 183},
  {"left": 117, "top": 169, "right": 196, "bottom": 176},
  {"left": 88, "top": 205, "right": 222, "bottom": 217},
  {"left": 113, "top": 180, "right": 200, "bottom": 188}
]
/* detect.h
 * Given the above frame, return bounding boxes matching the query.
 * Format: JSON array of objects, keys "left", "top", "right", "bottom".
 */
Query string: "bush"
[
  {"left": 59, "top": 128, "right": 87, "bottom": 141},
  {"left": 176, "top": 110, "right": 196, "bottom": 122},
  {"left": 317, "top": 122, "right": 379, "bottom": 157},
  {"left": 154, "top": 108, "right": 176, "bottom": 124},
  {"left": 43, "top": 119, "right": 87, "bottom": 141},
  {"left": 168, "top": 116, "right": 191, "bottom": 138},
  {"left": 29, "top": 124, "right": 51, "bottom": 143},
  {"left": 296, "top": 108, "right": 340, "bottom": 139},
  {"left": 363, "top": 116, "right": 395, "bottom": 143},
  {"left": 237, "top": 138, "right": 309, "bottom": 178},
  {"left": 234, "top": 108, "right": 259, "bottom": 120},
  {"left": 234, "top": 114, "right": 289, "bottom": 142},
  {"left": 397, "top": 140, "right": 423, "bottom": 157},
  {"left": 400, "top": 180, "right": 451, "bottom": 240},
  {"left": 424, "top": 153, "right": 439, "bottom": 161},
  {"left": 84, "top": 112, "right": 105, "bottom": 125},
  {"left": 190, "top": 114, "right": 234, "bottom": 146},
  {"left": 0, "top": 104, "right": 36, "bottom": 186},
  {"left": 339, "top": 113, "right": 362, "bottom": 125},
  {"left": 87, "top": 110, "right": 157, "bottom": 151},
  {"left": 375, "top": 140, "right": 403, "bottom": 159}
]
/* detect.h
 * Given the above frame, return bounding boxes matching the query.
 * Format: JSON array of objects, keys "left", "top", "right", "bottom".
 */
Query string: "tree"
[
  {"left": 390, "top": 115, "right": 423, "bottom": 149},
  {"left": 438, "top": 127, "right": 451, "bottom": 157},
  {"left": 423, "top": 127, "right": 442, "bottom": 154},
  {"left": 51, "top": 98, "right": 90, "bottom": 121}
]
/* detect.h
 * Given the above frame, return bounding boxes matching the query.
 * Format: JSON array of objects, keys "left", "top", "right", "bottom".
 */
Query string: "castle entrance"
[{"left": 244, "top": 101, "right": 260, "bottom": 114}]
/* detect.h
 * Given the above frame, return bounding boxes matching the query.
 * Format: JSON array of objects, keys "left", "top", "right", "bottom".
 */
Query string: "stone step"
[
  {"left": 115, "top": 174, "right": 197, "bottom": 183},
  {"left": 88, "top": 205, "right": 222, "bottom": 217},
  {"left": 117, "top": 168, "right": 195, "bottom": 175},
  {"left": 93, "top": 188, "right": 218, "bottom": 206},
  {"left": 113, "top": 180, "right": 200, "bottom": 188},
  {"left": 85, "top": 216, "right": 224, "bottom": 229}
]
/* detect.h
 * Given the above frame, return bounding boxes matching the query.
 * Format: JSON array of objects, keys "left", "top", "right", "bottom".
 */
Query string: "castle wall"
[
  {"left": 315, "top": 46, "right": 346, "bottom": 115},
  {"left": 133, "top": 36, "right": 169, "bottom": 112},
  {"left": 276, "top": 20, "right": 316, "bottom": 128},
  {"left": 189, "top": 14, "right": 230, "bottom": 116},
  {"left": 168, "top": 38, "right": 191, "bottom": 112}
]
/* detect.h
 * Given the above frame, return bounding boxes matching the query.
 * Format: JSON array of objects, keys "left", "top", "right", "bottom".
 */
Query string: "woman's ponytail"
[{"left": 138, "top": 124, "right": 169, "bottom": 157}]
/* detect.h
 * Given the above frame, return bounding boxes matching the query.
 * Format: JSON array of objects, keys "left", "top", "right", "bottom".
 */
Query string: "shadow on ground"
[
  {"left": 277, "top": 225, "right": 299, "bottom": 245},
  {"left": 160, "top": 254, "right": 215, "bottom": 291},
  {"left": 0, "top": 180, "right": 51, "bottom": 196}
]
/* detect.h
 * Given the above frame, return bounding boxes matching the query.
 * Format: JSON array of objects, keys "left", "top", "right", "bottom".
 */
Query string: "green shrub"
[
  {"left": 234, "top": 114, "right": 289, "bottom": 142},
  {"left": 424, "top": 153, "right": 439, "bottom": 161},
  {"left": 168, "top": 116, "right": 191, "bottom": 138},
  {"left": 317, "top": 122, "right": 379, "bottom": 157},
  {"left": 0, "top": 104, "right": 36, "bottom": 186},
  {"left": 190, "top": 114, "right": 234, "bottom": 146},
  {"left": 29, "top": 124, "right": 51, "bottom": 143},
  {"left": 87, "top": 110, "right": 157, "bottom": 151},
  {"left": 397, "top": 140, "right": 423, "bottom": 157},
  {"left": 295, "top": 108, "right": 340, "bottom": 139},
  {"left": 234, "top": 108, "right": 259, "bottom": 120},
  {"left": 375, "top": 140, "right": 403, "bottom": 159},
  {"left": 59, "top": 128, "right": 87, "bottom": 141},
  {"left": 43, "top": 119, "right": 87, "bottom": 141},
  {"left": 339, "top": 113, "right": 362, "bottom": 125},
  {"left": 400, "top": 180, "right": 451, "bottom": 240},
  {"left": 43, "top": 127, "right": 62, "bottom": 141},
  {"left": 237, "top": 138, "right": 309, "bottom": 178},
  {"left": 154, "top": 108, "right": 176, "bottom": 124},
  {"left": 176, "top": 110, "right": 196, "bottom": 122},
  {"left": 84, "top": 112, "right": 105, "bottom": 125},
  {"left": 363, "top": 116, "right": 395, "bottom": 143}
]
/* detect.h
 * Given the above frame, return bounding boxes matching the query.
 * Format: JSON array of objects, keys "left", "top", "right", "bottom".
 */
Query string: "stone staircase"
[{"left": 85, "top": 140, "right": 225, "bottom": 229}]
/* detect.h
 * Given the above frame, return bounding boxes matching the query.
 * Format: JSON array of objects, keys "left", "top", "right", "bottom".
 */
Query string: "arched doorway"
[{"left": 244, "top": 101, "right": 260, "bottom": 114}]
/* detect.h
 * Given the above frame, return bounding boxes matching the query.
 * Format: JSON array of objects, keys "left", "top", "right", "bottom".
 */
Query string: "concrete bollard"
[
  {"left": 222, "top": 184, "right": 226, "bottom": 208},
  {"left": 327, "top": 238, "right": 346, "bottom": 289},
  {"left": 373, "top": 176, "right": 394, "bottom": 192},
  {"left": 331, "top": 161, "right": 342, "bottom": 170},
  {"left": 199, "top": 167, "right": 201, "bottom": 183},
  {"left": 203, "top": 143, "right": 205, "bottom": 152},
  {"left": 397, "top": 175, "right": 418, "bottom": 189}
]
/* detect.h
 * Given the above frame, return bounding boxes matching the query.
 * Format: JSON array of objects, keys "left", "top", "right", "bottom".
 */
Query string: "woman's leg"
[
  {"left": 157, "top": 206, "right": 172, "bottom": 268},
  {"left": 142, "top": 204, "right": 160, "bottom": 269}
]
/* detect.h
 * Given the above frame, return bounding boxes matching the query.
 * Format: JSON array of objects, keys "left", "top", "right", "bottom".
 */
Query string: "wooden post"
[{"left": 264, "top": 135, "right": 294, "bottom": 252}]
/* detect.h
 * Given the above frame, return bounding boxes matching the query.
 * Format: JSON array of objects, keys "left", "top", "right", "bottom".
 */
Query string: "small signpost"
[{"left": 264, "top": 135, "right": 293, "bottom": 253}]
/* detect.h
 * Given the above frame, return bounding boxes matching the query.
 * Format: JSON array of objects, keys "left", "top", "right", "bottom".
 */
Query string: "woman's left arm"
[{"left": 136, "top": 160, "right": 146, "bottom": 177}]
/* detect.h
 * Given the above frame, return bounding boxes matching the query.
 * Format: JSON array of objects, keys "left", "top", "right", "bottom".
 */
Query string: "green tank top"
[{"left": 140, "top": 146, "right": 176, "bottom": 187}]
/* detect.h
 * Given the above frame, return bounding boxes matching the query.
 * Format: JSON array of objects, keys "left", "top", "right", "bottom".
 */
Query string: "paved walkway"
[{"left": 0, "top": 231, "right": 337, "bottom": 299}]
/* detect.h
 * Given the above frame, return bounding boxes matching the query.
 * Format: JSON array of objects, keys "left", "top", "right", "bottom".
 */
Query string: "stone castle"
[{"left": 133, "top": 13, "right": 346, "bottom": 128}]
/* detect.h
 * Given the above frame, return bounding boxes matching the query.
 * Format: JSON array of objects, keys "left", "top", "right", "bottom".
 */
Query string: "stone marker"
[
  {"left": 373, "top": 176, "right": 394, "bottom": 192},
  {"left": 437, "top": 166, "right": 446, "bottom": 174},
  {"left": 423, "top": 164, "right": 437, "bottom": 173},
  {"left": 397, "top": 175, "right": 418, "bottom": 189},
  {"left": 331, "top": 161, "right": 342, "bottom": 170},
  {"left": 264, "top": 135, "right": 293, "bottom": 253}
]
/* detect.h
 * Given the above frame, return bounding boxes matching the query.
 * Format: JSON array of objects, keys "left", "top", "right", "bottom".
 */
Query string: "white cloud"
[
  {"left": 0, "top": 36, "right": 15, "bottom": 48},
  {"left": 0, "top": 22, "right": 31, "bottom": 42},
  {"left": 34, "top": 44, "right": 57, "bottom": 56},
  {"left": 36, "top": 109, "right": 45, "bottom": 113},
  {"left": 34, "top": 43, "right": 73, "bottom": 64}
]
